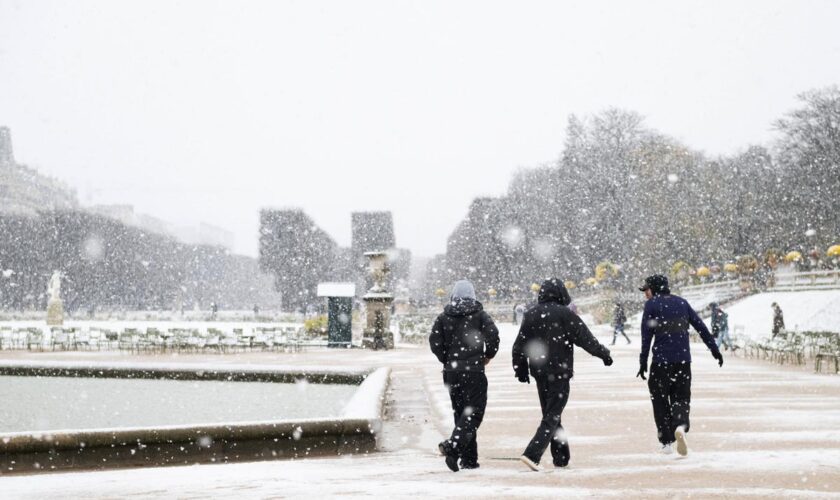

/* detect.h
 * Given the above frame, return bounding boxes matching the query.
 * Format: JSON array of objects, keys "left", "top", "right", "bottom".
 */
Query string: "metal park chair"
[
  {"left": 0, "top": 327, "right": 13, "bottom": 350},
  {"left": 118, "top": 328, "right": 142, "bottom": 352},
  {"left": 203, "top": 330, "right": 222, "bottom": 353},
  {"left": 814, "top": 336, "right": 840, "bottom": 374},
  {"left": 26, "top": 328, "right": 45, "bottom": 351},
  {"left": 50, "top": 327, "right": 76, "bottom": 351}
]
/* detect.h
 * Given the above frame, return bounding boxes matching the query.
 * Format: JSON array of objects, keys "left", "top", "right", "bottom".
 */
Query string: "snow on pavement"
[{"left": 1, "top": 323, "right": 839, "bottom": 498}]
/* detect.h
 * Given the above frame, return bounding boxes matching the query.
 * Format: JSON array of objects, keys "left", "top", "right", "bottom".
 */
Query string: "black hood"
[
  {"left": 538, "top": 278, "right": 571, "bottom": 306},
  {"left": 444, "top": 297, "right": 484, "bottom": 317}
]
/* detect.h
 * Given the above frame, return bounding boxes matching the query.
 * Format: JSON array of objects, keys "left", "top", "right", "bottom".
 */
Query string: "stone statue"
[
  {"left": 46, "top": 270, "right": 64, "bottom": 326},
  {"left": 47, "top": 270, "right": 62, "bottom": 302}
]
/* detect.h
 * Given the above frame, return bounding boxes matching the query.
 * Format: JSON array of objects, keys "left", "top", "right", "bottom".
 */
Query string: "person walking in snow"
[
  {"left": 429, "top": 280, "right": 500, "bottom": 472},
  {"left": 612, "top": 301, "right": 631, "bottom": 345},
  {"left": 771, "top": 302, "right": 785, "bottom": 338},
  {"left": 514, "top": 303, "right": 526, "bottom": 325},
  {"left": 637, "top": 275, "right": 723, "bottom": 457},
  {"left": 710, "top": 302, "right": 733, "bottom": 351},
  {"left": 512, "top": 278, "right": 613, "bottom": 471}
]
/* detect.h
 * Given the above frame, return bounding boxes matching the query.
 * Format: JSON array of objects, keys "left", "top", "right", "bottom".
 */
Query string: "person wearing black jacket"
[
  {"left": 771, "top": 302, "right": 785, "bottom": 338},
  {"left": 512, "top": 278, "right": 613, "bottom": 471},
  {"left": 429, "top": 280, "right": 500, "bottom": 472},
  {"left": 612, "top": 301, "right": 631, "bottom": 345}
]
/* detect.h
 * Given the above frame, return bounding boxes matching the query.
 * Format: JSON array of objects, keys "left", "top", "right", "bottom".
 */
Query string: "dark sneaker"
[
  {"left": 439, "top": 440, "right": 459, "bottom": 472},
  {"left": 460, "top": 462, "right": 480, "bottom": 469}
]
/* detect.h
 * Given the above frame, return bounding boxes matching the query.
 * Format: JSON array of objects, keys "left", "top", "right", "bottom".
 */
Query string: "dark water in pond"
[{"left": 0, "top": 375, "right": 356, "bottom": 433}]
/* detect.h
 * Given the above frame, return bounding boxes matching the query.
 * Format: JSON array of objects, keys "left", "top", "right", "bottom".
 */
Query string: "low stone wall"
[
  {"left": 0, "top": 362, "right": 391, "bottom": 474},
  {"left": 0, "top": 360, "right": 368, "bottom": 385}
]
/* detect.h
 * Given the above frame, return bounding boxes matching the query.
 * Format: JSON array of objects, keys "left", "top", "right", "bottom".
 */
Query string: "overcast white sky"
[{"left": 2, "top": 0, "right": 839, "bottom": 259}]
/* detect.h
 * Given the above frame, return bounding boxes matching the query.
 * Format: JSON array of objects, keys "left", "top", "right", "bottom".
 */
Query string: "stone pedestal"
[
  {"left": 46, "top": 299, "right": 64, "bottom": 326},
  {"left": 362, "top": 294, "right": 394, "bottom": 350},
  {"left": 361, "top": 251, "right": 394, "bottom": 350}
]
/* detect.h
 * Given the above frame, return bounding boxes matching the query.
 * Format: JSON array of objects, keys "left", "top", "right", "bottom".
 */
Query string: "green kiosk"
[{"left": 316, "top": 282, "right": 356, "bottom": 348}]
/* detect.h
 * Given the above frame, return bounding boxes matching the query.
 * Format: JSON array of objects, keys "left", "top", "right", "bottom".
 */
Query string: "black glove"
[
  {"left": 713, "top": 351, "right": 724, "bottom": 367},
  {"left": 636, "top": 362, "right": 647, "bottom": 380},
  {"left": 603, "top": 355, "right": 613, "bottom": 366}
]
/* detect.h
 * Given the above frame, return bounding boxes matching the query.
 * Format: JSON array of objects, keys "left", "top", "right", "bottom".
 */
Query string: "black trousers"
[
  {"left": 648, "top": 362, "right": 692, "bottom": 444},
  {"left": 523, "top": 375, "right": 571, "bottom": 465},
  {"left": 445, "top": 371, "right": 488, "bottom": 465}
]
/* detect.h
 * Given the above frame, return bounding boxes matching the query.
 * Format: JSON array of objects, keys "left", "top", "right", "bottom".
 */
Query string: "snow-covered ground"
[
  {"left": 723, "top": 290, "right": 840, "bottom": 340},
  {"left": 1, "top": 323, "right": 839, "bottom": 498}
]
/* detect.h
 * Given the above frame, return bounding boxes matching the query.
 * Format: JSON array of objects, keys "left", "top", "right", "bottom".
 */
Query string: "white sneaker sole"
[
  {"left": 520, "top": 455, "right": 542, "bottom": 471},
  {"left": 674, "top": 427, "right": 688, "bottom": 456}
]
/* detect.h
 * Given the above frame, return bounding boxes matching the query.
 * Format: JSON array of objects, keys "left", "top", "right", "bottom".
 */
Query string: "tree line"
[
  {"left": 424, "top": 86, "right": 840, "bottom": 301},
  {"left": 0, "top": 210, "right": 280, "bottom": 312}
]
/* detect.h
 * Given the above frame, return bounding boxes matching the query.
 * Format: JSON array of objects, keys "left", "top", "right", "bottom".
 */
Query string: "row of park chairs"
[
  {"left": 742, "top": 330, "right": 840, "bottom": 373},
  {"left": 396, "top": 316, "right": 435, "bottom": 344},
  {"left": 0, "top": 325, "right": 311, "bottom": 353}
]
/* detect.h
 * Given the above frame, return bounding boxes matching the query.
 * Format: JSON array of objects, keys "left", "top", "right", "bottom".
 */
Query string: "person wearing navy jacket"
[{"left": 637, "top": 274, "right": 723, "bottom": 457}]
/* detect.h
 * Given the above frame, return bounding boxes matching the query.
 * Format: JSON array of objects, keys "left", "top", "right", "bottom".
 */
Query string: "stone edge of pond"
[
  {"left": 0, "top": 360, "right": 369, "bottom": 384},
  {"left": 0, "top": 365, "right": 392, "bottom": 474}
]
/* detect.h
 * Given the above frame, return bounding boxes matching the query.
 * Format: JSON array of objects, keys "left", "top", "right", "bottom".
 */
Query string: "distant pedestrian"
[
  {"left": 430, "top": 280, "right": 500, "bottom": 472},
  {"left": 253, "top": 304, "right": 260, "bottom": 317},
  {"left": 638, "top": 275, "right": 723, "bottom": 457},
  {"left": 771, "top": 302, "right": 785, "bottom": 338},
  {"left": 512, "top": 278, "right": 613, "bottom": 471},
  {"left": 710, "top": 303, "right": 733, "bottom": 350},
  {"left": 612, "top": 302, "right": 631, "bottom": 345},
  {"left": 514, "top": 303, "right": 526, "bottom": 325}
]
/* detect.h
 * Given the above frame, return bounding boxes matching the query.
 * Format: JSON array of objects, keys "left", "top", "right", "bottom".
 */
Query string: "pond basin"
[{"left": 0, "top": 362, "right": 384, "bottom": 474}]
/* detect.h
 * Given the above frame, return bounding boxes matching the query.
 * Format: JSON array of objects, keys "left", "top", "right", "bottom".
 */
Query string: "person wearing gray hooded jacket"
[{"left": 430, "top": 280, "right": 499, "bottom": 472}]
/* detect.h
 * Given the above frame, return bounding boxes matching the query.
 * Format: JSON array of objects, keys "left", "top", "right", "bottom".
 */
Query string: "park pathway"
[{"left": 1, "top": 324, "right": 839, "bottom": 498}]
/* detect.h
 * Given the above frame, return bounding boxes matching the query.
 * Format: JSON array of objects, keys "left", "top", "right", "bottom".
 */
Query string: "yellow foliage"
[
  {"left": 304, "top": 315, "right": 328, "bottom": 334},
  {"left": 594, "top": 261, "right": 618, "bottom": 281},
  {"left": 784, "top": 251, "right": 802, "bottom": 262},
  {"left": 671, "top": 261, "right": 693, "bottom": 277}
]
